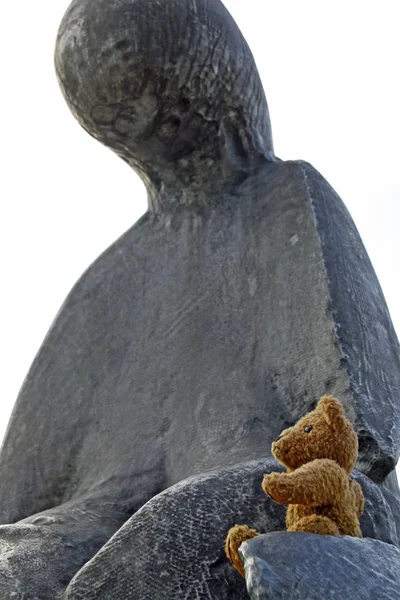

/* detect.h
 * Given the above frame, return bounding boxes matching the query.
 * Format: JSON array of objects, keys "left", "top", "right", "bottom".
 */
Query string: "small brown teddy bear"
[{"left": 225, "top": 395, "right": 365, "bottom": 577}]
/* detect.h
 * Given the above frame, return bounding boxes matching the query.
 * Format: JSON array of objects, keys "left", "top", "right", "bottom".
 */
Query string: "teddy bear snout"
[{"left": 272, "top": 440, "right": 289, "bottom": 455}]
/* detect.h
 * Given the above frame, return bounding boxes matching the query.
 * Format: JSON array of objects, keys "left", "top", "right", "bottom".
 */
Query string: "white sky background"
[{"left": 0, "top": 1, "right": 399, "bottom": 482}]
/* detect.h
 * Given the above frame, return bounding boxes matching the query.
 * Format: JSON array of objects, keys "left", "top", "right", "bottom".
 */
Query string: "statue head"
[{"left": 55, "top": 0, "right": 275, "bottom": 210}]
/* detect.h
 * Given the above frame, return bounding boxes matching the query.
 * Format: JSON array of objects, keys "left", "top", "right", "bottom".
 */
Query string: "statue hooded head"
[{"left": 55, "top": 0, "right": 275, "bottom": 209}]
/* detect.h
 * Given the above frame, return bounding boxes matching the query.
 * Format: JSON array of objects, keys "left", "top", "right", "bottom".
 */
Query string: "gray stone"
[
  {"left": 0, "top": 512, "right": 117, "bottom": 600},
  {"left": 240, "top": 532, "right": 400, "bottom": 600},
  {"left": 354, "top": 470, "right": 400, "bottom": 546},
  {"left": 0, "top": 0, "right": 399, "bottom": 597},
  {"left": 1, "top": 159, "right": 399, "bottom": 527},
  {"left": 54, "top": 0, "right": 274, "bottom": 211},
  {"left": 63, "top": 461, "right": 400, "bottom": 599},
  {"left": 0, "top": 458, "right": 398, "bottom": 598},
  {"left": 305, "top": 166, "right": 400, "bottom": 482},
  {"left": 52, "top": 0, "right": 400, "bottom": 482}
]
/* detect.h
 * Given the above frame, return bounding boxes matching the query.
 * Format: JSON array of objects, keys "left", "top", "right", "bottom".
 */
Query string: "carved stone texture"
[
  {"left": 55, "top": 0, "right": 274, "bottom": 211},
  {"left": 0, "top": 0, "right": 398, "bottom": 597},
  {"left": 53, "top": 0, "right": 400, "bottom": 482},
  {"left": 1, "top": 159, "right": 398, "bottom": 518},
  {"left": 63, "top": 461, "right": 399, "bottom": 599},
  {"left": 0, "top": 507, "right": 123, "bottom": 600},
  {"left": 240, "top": 533, "right": 400, "bottom": 600},
  {"left": 306, "top": 167, "right": 400, "bottom": 482}
]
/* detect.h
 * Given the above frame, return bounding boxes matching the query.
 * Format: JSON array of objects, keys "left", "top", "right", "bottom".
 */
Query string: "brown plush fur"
[
  {"left": 224, "top": 525, "right": 259, "bottom": 577},
  {"left": 225, "top": 395, "right": 365, "bottom": 577}
]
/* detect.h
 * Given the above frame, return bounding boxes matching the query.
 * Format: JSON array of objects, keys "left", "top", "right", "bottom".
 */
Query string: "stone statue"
[{"left": 0, "top": 0, "right": 399, "bottom": 597}]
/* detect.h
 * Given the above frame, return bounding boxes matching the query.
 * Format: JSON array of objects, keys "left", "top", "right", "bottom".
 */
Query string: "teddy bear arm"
[{"left": 269, "top": 459, "right": 349, "bottom": 506}]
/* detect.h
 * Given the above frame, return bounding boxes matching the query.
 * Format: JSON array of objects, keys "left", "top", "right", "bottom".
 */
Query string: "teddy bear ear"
[{"left": 318, "top": 395, "right": 346, "bottom": 430}]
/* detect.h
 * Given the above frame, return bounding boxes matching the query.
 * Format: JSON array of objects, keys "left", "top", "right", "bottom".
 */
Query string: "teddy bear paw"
[
  {"left": 225, "top": 524, "right": 259, "bottom": 577},
  {"left": 262, "top": 473, "right": 289, "bottom": 503}
]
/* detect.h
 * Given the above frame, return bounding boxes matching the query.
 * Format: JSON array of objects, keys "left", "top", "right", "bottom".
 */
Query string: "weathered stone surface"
[
  {"left": 63, "top": 459, "right": 281, "bottom": 600},
  {"left": 354, "top": 470, "right": 400, "bottom": 546},
  {"left": 1, "top": 160, "right": 399, "bottom": 524},
  {"left": 0, "top": 0, "right": 399, "bottom": 597},
  {"left": 55, "top": 0, "right": 274, "bottom": 210},
  {"left": 0, "top": 158, "right": 399, "bottom": 596},
  {"left": 52, "top": 0, "right": 400, "bottom": 481},
  {"left": 307, "top": 166, "right": 400, "bottom": 481},
  {"left": 0, "top": 499, "right": 130, "bottom": 599},
  {"left": 240, "top": 532, "right": 400, "bottom": 600},
  {"left": 62, "top": 461, "right": 400, "bottom": 599}
]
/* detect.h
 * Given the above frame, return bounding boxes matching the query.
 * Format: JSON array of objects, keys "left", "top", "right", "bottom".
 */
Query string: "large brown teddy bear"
[{"left": 225, "top": 395, "right": 365, "bottom": 577}]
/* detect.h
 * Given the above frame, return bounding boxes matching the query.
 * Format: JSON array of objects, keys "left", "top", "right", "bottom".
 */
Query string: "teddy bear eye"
[{"left": 304, "top": 425, "right": 313, "bottom": 433}]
